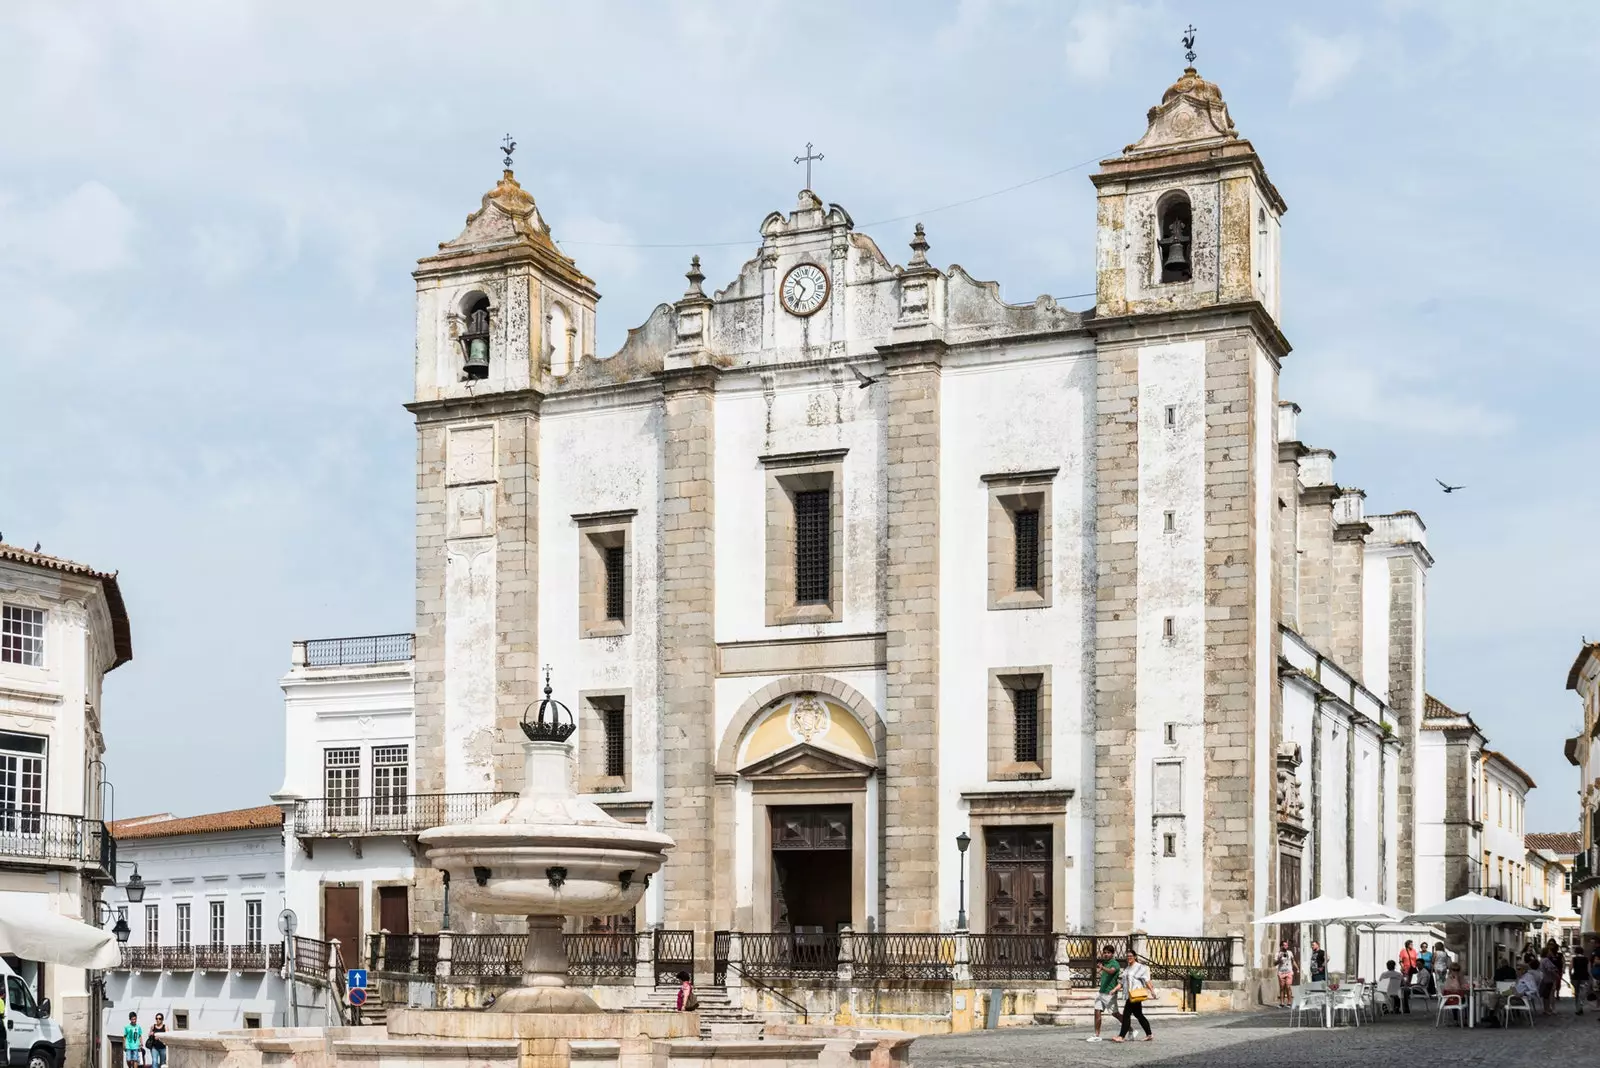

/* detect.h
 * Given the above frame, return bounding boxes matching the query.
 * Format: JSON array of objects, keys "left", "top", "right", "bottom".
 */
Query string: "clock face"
[{"left": 780, "top": 263, "right": 830, "bottom": 317}]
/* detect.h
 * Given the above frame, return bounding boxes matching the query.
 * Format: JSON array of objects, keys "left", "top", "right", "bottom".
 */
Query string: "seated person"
[
  {"left": 1442, "top": 967, "right": 1469, "bottom": 999},
  {"left": 1493, "top": 957, "right": 1516, "bottom": 983},
  {"left": 1514, "top": 964, "right": 1542, "bottom": 1011},
  {"left": 1378, "top": 960, "right": 1406, "bottom": 1012}
]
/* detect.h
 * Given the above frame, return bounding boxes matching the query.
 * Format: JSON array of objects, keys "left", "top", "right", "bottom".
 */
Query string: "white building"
[
  {"left": 1524, "top": 833, "right": 1581, "bottom": 949},
  {"left": 1, "top": 542, "right": 132, "bottom": 1068},
  {"left": 274, "top": 633, "right": 505, "bottom": 959},
  {"left": 1564, "top": 643, "right": 1600, "bottom": 949},
  {"left": 101, "top": 807, "right": 289, "bottom": 1048},
  {"left": 1480, "top": 750, "right": 1533, "bottom": 902}
]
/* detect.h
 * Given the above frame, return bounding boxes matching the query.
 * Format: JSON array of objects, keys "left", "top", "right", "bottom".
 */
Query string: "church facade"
[{"left": 399, "top": 66, "right": 1431, "bottom": 970}]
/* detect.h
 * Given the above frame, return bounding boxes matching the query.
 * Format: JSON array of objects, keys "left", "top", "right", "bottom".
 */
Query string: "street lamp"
[
  {"left": 955, "top": 832, "right": 971, "bottom": 931},
  {"left": 124, "top": 867, "right": 145, "bottom": 904}
]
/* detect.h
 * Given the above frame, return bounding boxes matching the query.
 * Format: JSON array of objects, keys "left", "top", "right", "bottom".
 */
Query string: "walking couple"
[{"left": 1087, "top": 945, "right": 1156, "bottom": 1043}]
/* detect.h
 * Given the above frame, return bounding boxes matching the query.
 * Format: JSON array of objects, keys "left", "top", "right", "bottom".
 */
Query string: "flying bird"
[
  {"left": 1435, "top": 479, "right": 1465, "bottom": 494},
  {"left": 850, "top": 365, "right": 879, "bottom": 389},
  {"left": 33, "top": 542, "right": 41, "bottom": 552}
]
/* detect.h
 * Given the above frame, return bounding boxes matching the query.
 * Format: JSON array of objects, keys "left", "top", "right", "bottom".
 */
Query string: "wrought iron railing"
[
  {"left": 231, "top": 944, "right": 269, "bottom": 971},
  {"left": 1143, "top": 935, "right": 1232, "bottom": 981},
  {"left": 292, "top": 936, "right": 333, "bottom": 983},
  {"left": 292, "top": 792, "right": 513, "bottom": 837},
  {"left": 1063, "top": 935, "right": 1129, "bottom": 987},
  {"left": 738, "top": 932, "right": 839, "bottom": 981},
  {"left": 120, "top": 946, "right": 163, "bottom": 970},
  {"left": 654, "top": 929, "right": 696, "bottom": 986},
  {"left": 450, "top": 934, "right": 525, "bottom": 982},
  {"left": 303, "top": 633, "right": 414, "bottom": 667},
  {"left": 565, "top": 933, "right": 635, "bottom": 979},
  {"left": 195, "top": 944, "right": 230, "bottom": 971},
  {"left": 713, "top": 930, "right": 731, "bottom": 987},
  {"left": 0, "top": 810, "right": 115, "bottom": 876},
  {"left": 369, "top": 933, "right": 440, "bottom": 979},
  {"left": 162, "top": 946, "right": 196, "bottom": 971},
  {"left": 855, "top": 933, "right": 956, "bottom": 981},
  {"left": 969, "top": 933, "right": 1055, "bottom": 981}
]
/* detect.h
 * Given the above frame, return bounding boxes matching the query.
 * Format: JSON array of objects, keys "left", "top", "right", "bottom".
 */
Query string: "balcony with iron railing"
[
  {"left": 293, "top": 633, "right": 414, "bottom": 669},
  {"left": 292, "top": 792, "right": 514, "bottom": 840},
  {"left": 0, "top": 810, "right": 116, "bottom": 880},
  {"left": 120, "top": 943, "right": 283, "bottom": 973}
]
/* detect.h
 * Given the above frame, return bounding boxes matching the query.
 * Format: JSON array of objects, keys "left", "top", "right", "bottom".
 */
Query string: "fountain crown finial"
[{"left": 522, "top": 666, "right": 577, "bottom": 742}]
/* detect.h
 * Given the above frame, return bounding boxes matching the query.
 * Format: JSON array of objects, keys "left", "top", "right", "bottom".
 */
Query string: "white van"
[{"left": 0, "top": 958, "right": 66, "bottom": 1068}]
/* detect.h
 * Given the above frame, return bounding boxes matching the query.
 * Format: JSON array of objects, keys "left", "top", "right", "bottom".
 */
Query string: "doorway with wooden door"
[
  {"left": 377, "top": 885, "right": 409, "bottom": 974},
  {"left": 323, "top": 884, "right": 361, "bottom": 968},
  {"left": 983, "top": 825, "right": 1052, "bottom": 933}
]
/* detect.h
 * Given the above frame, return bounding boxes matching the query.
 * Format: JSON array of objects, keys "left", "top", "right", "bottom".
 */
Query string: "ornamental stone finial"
[
  {"left": 684, "top": 254, "right": 706, "bottom": 297},
  {"left": 908, "top": 223, "right": 930, "bottom": 267}
]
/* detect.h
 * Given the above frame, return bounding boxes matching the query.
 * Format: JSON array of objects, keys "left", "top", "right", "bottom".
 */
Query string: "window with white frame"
[
  {"left": 145, "top": 903, "right": 159, "bottom": 946},
  {"left": 0, "top": 605, "right": 44, "bottom": 666},
  {"left": 325, "top": 747, "right": 360, "bottom": 817},
  {"left": 176, "top": 903, "right": 191, "bottom": 947},
  {"left": 208, "top": 900, "right": 225, "bottom": 948},
  {"left": 0, "top": 730, "right": 45, "bottom": 834},
  {"left": 372, "top": 745, "right": 409, "bottom": 817},
  {"left": 245, "top": 899, "right": 263, "bottom": 948}
]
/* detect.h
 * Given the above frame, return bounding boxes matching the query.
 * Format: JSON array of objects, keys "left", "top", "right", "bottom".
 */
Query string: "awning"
[{"left": 0, "top": 904, "right": 122, "bottom": 969}]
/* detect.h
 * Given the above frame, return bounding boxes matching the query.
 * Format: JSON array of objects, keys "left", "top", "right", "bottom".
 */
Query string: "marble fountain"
[{"left": 164, "top": 678, "right": 911, "bottom": 1068}]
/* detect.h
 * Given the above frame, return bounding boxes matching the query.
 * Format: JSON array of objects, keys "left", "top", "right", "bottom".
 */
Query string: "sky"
[{"left": 1, "top": 1, "right": 1595, "bottom": 831}]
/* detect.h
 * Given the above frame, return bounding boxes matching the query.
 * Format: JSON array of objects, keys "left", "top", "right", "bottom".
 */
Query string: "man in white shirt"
[
  {"left": 1514, "top": 965, "right": 1542, "bottom": 1012},
  {"left": 1378, "top": 960, "right": 1406, "bottom": 1013}
]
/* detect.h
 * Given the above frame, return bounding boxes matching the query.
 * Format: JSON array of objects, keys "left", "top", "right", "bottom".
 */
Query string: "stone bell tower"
[
  {"left": 406, "top": 154, "right": 599, "bottom": 927},
  {"left": 1088, "top": 62, "right": 1290, "bottom": 943}
]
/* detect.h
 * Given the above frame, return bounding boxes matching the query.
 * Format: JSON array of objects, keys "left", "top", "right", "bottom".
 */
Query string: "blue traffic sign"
[
  {"left": 348, "top": 987, "right": 367, "bottom": 1007},
  {"left": 347, "top": 968, "right": 368, "bottom": 989}
]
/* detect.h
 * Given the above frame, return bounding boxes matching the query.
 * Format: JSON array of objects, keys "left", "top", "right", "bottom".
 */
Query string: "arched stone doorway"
[{"left": 717, "top": 682, "right": 882, "bottom": 933}]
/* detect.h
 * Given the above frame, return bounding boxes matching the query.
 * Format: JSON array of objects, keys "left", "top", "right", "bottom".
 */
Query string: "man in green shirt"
[
  {"left": 122, "top": 1012, "right": 143, "bottom": 1068},
  {"left": 1088, "top": 944, "right": 1122, "bottom": 1041}
]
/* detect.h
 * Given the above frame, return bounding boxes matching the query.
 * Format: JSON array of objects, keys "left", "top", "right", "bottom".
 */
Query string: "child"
[{"left": 122, "top": 1012, "right": 144, "bottom": 1068}]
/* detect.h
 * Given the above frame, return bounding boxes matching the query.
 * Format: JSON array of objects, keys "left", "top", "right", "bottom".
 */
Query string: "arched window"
[
  {"left": 460, "top": 295, "right": 491, "bottom": 379},
  {"left": 1157, "top": 192, "right": 1193, "bottom": 284}
]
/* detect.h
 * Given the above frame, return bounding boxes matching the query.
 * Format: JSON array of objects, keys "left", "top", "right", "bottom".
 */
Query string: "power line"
[{"left": 558, "top": 148, "right": 1116, "bottom": 250}]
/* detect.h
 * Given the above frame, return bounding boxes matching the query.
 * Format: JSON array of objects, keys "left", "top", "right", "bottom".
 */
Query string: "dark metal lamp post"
[
  {"left": 955, "top": 831, "right": 971, "bottom": 931},
  {"left": 124, "top": 867, "right": 145, "bottom": 904}
]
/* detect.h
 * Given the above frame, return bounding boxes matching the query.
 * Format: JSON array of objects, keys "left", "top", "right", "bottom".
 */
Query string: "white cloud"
[
  {"left": 1290, "top": 29, "right": 1363, "bottom": 102},
  {"left": 1299, "top": 359, "right": 1513, "bottom": 439},
  {"left": 0, "top": 180, "right": 136, "bottom": 274}
]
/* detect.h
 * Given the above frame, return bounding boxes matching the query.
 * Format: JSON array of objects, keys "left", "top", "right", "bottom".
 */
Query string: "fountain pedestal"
[{"left": 418, "top": 740, "right": 674, "bottom": 1013}]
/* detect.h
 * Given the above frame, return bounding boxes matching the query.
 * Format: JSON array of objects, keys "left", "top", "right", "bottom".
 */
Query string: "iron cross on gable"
[
  {"left": 1182, "top": 24, "right": 1198, "bottom": 65},
  {"left": 794, "top": 142, "right": 824, "bottom": 191}
]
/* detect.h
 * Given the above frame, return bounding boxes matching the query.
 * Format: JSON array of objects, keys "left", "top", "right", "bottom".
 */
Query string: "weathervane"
[
  {"left": 793, "top": 141, "right": 824, "bottom": 191},
  {"left": 501, "top": 133, "right": 517, "bottom": 169},
  {"left": 1182, "top": 24, "right": 1197, "bottom": 65}
]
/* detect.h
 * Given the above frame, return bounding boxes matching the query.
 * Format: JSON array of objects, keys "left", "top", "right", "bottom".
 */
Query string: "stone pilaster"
[
  {"left": 1387, "top": 551, "right": 1424, "bottom": 909},
  {"left": 1091, "top": 341, "right": 1139, "bottom": 930},
  {"left": 1295, "top": 453, "right": 1337, "bottom": 654},
  {"left": 880, "top": 343, "right": 943, "bottom": 931},
  {"left": 657, "top": 367, "right": 718, "bottom": 939},
  {"left": 1329, "top": 490, "right": 1369, "bottom": 675},
  {"left": 1200, "top": 332, "right": 1265, "bottom": 936}
]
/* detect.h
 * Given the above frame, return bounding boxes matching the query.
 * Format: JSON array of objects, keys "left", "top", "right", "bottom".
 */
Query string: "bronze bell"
[
  {"left": 460, "top": 302, "right": 491, "bottom": 379},
  {"left": 1162, "top": 221, "right": 1190, "bottom": 268}
]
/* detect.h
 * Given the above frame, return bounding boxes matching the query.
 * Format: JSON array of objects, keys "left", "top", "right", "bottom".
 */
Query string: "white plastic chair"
[
  {"left": 1501, "top": 984, "right": 1535, "bottom": 1027},
  {"left": 1289, "top": 985, "right": 1327, "bottom": 1028},
  {"left": 1409, "top": 976, "right": 1438, "bottom": 1011},
  {"left": 1330, "top": 988, "right": 1362, "bottom": 1027},
  {"left": 1435, "top": 993, "right": 1465, "bottom": 1027}
]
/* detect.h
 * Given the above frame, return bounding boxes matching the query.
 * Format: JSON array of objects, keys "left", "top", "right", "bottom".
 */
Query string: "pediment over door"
[{"left": 739, "top": 742, "right": 876, "bottom": 782}]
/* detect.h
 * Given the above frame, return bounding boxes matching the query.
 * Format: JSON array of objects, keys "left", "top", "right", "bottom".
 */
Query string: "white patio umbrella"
[
  {"left": 1404, "top": 892, "right": 1546, "bottom": 1028},
  {"left": 1256, "top": 896, "right": 1406, "bottom": 981},
  {"left": 0, "top": 904, "right": 123, "bottom": 969}
]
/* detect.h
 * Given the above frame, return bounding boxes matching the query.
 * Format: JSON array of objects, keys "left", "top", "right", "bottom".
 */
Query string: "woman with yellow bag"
[{"left": 1111, "top": 949, "right": 1155, "bottom": 1042}]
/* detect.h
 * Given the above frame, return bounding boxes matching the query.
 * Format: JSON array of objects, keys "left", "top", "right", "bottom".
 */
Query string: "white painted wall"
[
  {"left": 1413, "top": 732, "right": 1448, "bottom": 908},
  {"left": 1132, "top": 340, "right": 1206, "bottom": 934}
]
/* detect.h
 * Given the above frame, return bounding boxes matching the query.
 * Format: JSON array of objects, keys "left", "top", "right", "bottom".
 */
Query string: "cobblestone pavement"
[{"left": 917, "top": 1000, "right": 1600, "bottom": 1066}]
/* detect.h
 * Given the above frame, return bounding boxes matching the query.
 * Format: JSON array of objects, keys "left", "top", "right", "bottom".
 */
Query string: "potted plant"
[{"left": 1186, "top": 968, "right": 1205, "bottom": 1011}]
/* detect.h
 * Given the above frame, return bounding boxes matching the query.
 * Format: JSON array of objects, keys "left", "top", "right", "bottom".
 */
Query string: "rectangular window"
[
  {"left": 0, "top": 731, "right": 46, "bottom": 835},
  {"left": 208, "top": 900, "right": 225, "bottom": 948},
  {"left": 1163, "top": 833, "right": 1177, "bottom": 857},
  {"left": 794, "top": 489, "right": 831, "bottom": 604},
  {"left": 1011, "top": 686, "right": 1039, "bottom": 765},
  {"left": 325, "top": 747, "right": 360, "bottom": 817},
  {"left": 1162, "top": 616, "right": 1176, "bottom": 639},
  {"left": 176, "top": 903, "right": 191, "bottom": 947},
  {"left": 603, "top": 545, "right": 626, "bottom": 621},
  {"left": 0, "top": 605, "right": 45, "bottom": 666},
  {"left": 243, "top": 1015, "right": 260, "bottom": 1029},
  {"left": 1164, "top": 405, "right": 1177, "bottom": 428},
  {"left": 173, "top": 1012, "right": 188, "bottom": 1031},
  {"left": 1163, "top": 722, "right": 1177, "bottom": 745},
  {"left": 245, "top": 899, "right": 263, "bottom": 948},
  {"left": 1153, "top": 761, "right": 1183, "bottom": 816},
  {"left": 603, "top": 707, "right": 626, "bottom": 778},
  {"left": 372, "top": 745, "right": 408, "bottom": 818},
  {"left": 145, "top": 904, "right": 159, "bottom": 947},
  {"left": 1012, "top": 509, "right": 1040, "bottom": 591},
  {"left": 1163, "top": 510, "right": 1176, "bottom": 533}
]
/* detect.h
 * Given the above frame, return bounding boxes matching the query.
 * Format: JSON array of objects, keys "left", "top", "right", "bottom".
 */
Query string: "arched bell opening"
[{"left": 1156, "top": 191, "right": 1193, "bottom": 284}]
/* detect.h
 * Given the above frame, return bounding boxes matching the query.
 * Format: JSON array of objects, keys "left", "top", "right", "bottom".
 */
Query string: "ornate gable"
[
  {"left": 739, "top": 742, "right": 876, "bottom": 781},
  {"left": 1126, "top": 67, "right": 1239, "bottom": 155}
]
